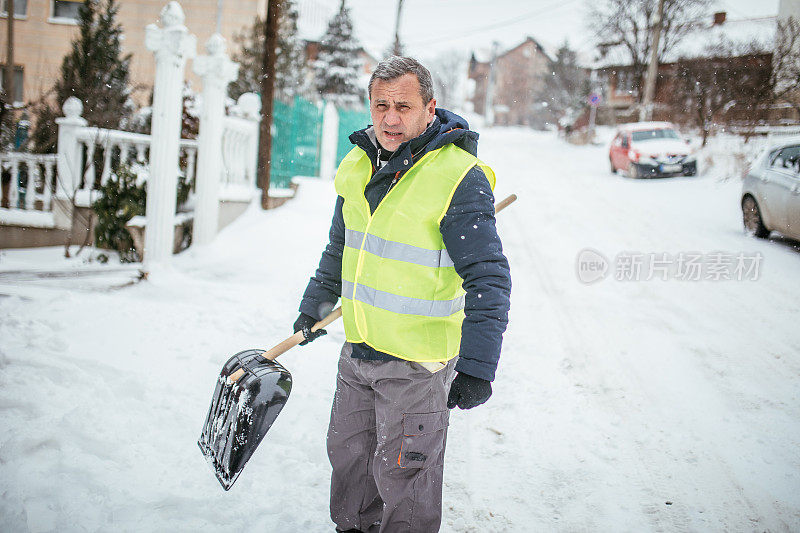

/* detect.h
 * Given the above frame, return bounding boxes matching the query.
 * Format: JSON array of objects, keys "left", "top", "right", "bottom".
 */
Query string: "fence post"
[
  {"left": 193, "top": 33, "right": 238, "bottom": 246},
  {"left": 53, "top": 96, "right": 87, "bottom": 229},
  {"left": 143, "top": 1, "right": 196, "bottom": 267},
  {"left": 237, "top": 93, "right": 261, "bottom": 188},
  {"left": 320, "top": 101, "right": 339, "bottom": 180}
]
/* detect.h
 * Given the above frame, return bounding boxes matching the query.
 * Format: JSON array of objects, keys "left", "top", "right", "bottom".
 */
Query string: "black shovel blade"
[{"left": 198, "top": 349, "right": 292, "bottom": 490}]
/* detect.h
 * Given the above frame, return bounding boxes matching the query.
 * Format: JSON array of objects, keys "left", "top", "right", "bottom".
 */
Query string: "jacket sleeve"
[
  {"left": 440, "top": 167, "right": 511, "bottom": 381},
  {"left": 299, "top": 195, "right": 345, "bottom": 320}
]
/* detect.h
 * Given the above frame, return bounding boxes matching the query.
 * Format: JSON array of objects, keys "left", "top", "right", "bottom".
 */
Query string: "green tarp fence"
[
  {"left": 270, "top": 96, "right": 324, "bottom": 189},
  {"left": 336, "top": 106, "right": 371, "bottom": 165},
  {"left": 267, "top": 96, "right": 371, "bottom": 189}
]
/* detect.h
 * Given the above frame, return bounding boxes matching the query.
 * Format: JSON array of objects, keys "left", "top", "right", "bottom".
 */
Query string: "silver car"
[{"left": 741, "top": 139, "right": 800, "bottom": 241}]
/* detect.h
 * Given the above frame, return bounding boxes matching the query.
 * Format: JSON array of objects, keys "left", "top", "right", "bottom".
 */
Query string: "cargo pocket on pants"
[{"left": 398, "top": 411, "right": 448, "bottom": 469}]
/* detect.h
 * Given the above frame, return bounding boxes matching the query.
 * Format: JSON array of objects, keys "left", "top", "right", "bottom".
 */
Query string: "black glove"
[
  {"left": 447, "top": 372, "right": 492, "bottom": 410},
  {"left": 293, "top": 313, "right": 327, "bottom": 346}
]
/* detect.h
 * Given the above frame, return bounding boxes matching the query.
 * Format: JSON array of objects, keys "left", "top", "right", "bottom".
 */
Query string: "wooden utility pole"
[
  {"left": 215, "top": 0, "right": 224, "bottom": 33},
  {"left": 484, "top": 41, "right": 500, "bottom": 125},
  {"left": 4, "top": 0, "right": 15, "bottom": 107},
  {"left": 392, "top": 0, "right": 404, "bottom": 56},
  {"left": 258, "top": 0, "right": 281, "bottom": 208},
  {"left": 639, "top": 0, "right": 665, "bottom": 122}
]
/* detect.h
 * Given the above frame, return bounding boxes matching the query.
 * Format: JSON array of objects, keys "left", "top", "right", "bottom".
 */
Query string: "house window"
[
  {"left": 1, "top": 0, "right": 27, "bottom": 16},
  {"left": 51, "top": 0, "right": 82, "bottom": 21},
  {"left": 0, "top": 65, "right": 24, "bottom": 104}
]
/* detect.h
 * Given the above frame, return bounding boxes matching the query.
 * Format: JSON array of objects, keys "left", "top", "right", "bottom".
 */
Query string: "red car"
[{"left": 609, "top": 122, "right": 697, "bottom": 178}]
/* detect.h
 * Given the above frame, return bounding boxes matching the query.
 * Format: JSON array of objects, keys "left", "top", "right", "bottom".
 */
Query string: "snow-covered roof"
[
  {"left": 470, "top": 36, "right": 553, "bottom": 65},
  {"left": 471, "top": 47, "right": 493, "bottom": 64},
  {"left": 667, "top": 16, "right": 776, "bottom": 60},
  {"left": 615, "top": 121, "right": 678, "bottom": 132},
  {"left": 592, "top": 15, "right": 777, "bottom": 69}
]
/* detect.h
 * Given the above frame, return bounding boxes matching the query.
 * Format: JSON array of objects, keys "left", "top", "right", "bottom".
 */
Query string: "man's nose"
[{"left": 384, "top": 109, "right": 401, "bottom": 126}]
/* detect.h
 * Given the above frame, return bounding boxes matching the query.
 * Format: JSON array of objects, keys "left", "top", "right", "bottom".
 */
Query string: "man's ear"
[{"left": 427, "top": 98, "right": 436, "bottom": 121}]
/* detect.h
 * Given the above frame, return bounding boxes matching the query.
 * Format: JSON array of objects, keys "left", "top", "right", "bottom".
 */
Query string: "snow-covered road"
[{"left": 1, "top": 128, "right": 798, "bottom": 532}]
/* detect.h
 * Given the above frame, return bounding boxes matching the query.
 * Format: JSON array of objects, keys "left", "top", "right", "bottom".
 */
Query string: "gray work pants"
[{"left": 327, "top": 343, "right": 457, "bottom": 533}]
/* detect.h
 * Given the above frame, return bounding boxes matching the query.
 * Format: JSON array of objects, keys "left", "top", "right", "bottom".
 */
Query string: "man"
[{"left": 294, "top": 56, "right": 511, "bottom": 532}]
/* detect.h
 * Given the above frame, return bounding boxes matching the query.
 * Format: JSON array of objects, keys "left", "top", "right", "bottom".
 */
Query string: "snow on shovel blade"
[{"left": 198, "top": 349, "right": 292, "bottom": 490}]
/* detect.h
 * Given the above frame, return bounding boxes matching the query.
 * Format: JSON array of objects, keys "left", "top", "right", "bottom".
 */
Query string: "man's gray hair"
[{"left": 368, "top": 56, "right": 435, "bottom": 104}]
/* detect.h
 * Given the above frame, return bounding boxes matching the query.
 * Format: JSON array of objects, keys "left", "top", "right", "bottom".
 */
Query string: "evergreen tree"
[
  {"left": 30, "top": 0, "right": 132, "bottom": 153},
  {"left": 538, "top": 41, "right": 590, "bottom": 126},
  {"left": 383, "top": 39, "right": 405, "bottom": 60},
  {"left": 230, "top": 0, "right": 307, "bottom": 102},
  {"left": 0, "top": 93, "right": 15, "bottom": 152},
  {"left": 92, "top": 164, "right": 146, "bottom": 263},
  {"left": 314, "top": 0, "right": 364, "bottom": 106},
  {"left": 127, "top": 82, "right": 200, "bottom": 140}
]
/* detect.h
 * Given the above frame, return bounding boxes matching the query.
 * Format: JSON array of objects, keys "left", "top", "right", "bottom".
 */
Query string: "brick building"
[
  {"left": 591, "top": 11, "right": 789, "bottom": 126},
  {"left": 468, "top": 37, "right": 551, "bottom": 127},
  {"left": 0, "top": 0, "right": 263, "bottom": 107}
]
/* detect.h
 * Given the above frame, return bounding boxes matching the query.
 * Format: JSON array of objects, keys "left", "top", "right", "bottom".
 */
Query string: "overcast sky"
[{"left": 295, "top": 0, "right": 781, "bottom": 63}]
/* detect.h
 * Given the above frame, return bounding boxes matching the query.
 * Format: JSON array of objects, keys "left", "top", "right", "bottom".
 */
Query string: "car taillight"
[{"left": 628, "top": 149, "right": 640, "bottom": 162}]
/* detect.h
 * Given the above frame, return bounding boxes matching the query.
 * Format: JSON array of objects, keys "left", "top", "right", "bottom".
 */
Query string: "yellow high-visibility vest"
[{"left": 334, "top": 143, "right": 496, "bottom": 362}]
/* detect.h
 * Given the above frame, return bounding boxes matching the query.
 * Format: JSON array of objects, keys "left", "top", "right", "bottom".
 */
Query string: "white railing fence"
[
  {"left": 1, "top": 2, "right": 261, "bottom": 257},
  {"left": 1, "top": 93, "right": 258, "bottom": 236},
  {"left": 71, "top": 127, "right": 198, "bottom": 198},
  {"left": 220, "top": 93, "right": 261, "bottom": 196},
  {"left": 0, "top": 153, "right": 58, "bottom": 212}
]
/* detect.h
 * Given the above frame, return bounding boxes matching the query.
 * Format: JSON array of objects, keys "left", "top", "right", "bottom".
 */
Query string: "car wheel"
[
  {"left": 627, "top": 163, "right": 639, "bottom": 179},
  {"left": 610, "top": 158, "right": 616, "bottom": 174},
  {"left": 742, "top": 195, "right": 769, "bottom": 238}
]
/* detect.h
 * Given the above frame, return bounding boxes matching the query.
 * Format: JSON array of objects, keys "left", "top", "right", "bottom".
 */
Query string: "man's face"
[{"left": 369, "top": 73, "right": 436, "bottom": 152}]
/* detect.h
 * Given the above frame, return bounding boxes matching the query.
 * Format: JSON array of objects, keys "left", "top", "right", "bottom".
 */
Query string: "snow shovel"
[
  {"left": 197, "top": 307, "right": 342, "bottom": 490},
  {"left": 198, "top": 193, "right": 517, "bottom": 491}
]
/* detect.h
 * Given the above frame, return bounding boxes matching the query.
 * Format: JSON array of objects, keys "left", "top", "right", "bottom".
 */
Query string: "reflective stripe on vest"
[
  {"left": 341, "top": 279, "right": 465, "bottom": 317},
  {"left": 344, "top": 228, "right": 455, "bottom": 268},
  {"left": 334, "top": 142, "right": 496, "bottom": 362}
]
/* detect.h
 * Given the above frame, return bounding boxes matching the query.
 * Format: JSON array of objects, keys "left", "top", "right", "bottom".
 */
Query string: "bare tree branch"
[
  {"left": 771, "top": 17, "right": 800, "bottom": 116},
  {"left": 668, "top": 39, "right": 771, "bottom": 145},
  {"left": 587, "top": 0, "right": 712, "bottom": 101}
]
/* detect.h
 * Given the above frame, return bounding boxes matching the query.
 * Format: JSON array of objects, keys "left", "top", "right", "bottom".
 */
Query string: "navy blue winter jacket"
[{"left": 299, "top": 108, "right": 511, "bottom": 381}]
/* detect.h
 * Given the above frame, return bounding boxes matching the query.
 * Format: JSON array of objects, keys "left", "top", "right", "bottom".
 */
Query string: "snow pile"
[
  {"left": 696, "top": 133, "right": 771, "bottom": 182},
  {"left": 1, "top": 133, "right": 799, "bottom": 532},
  {"left": 0, "top": 180, "right": 340, "bottom": 532}
]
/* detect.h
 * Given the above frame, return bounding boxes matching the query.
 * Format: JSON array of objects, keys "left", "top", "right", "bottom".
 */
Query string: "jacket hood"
[
  {"left": 349, "top": 108, "right": 480, "bottom": 163},
  {"left": 428, "top": 108, "right": 479, "bottom": 156}
]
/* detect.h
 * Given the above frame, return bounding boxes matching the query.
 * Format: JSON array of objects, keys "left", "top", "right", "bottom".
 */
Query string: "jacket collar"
[
  {"left": 348, "top": 108, "right": 479, "bottom": 175},
  {"left": 351, "top": 117, "right": 440, "bottom": 169}
]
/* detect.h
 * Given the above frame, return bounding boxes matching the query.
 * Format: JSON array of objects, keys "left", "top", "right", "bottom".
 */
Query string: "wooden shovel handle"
[
  {"left": 495, "top": 193, "right": 517, "bottom": 214},
  {"left": 228, "top": 194, "right": 517, "bottom": 383},
  {"left": 228, "top": 307, "right": 343, "bottom": 382},
  {"left": 261, "top": 306, "right": 343, "bottom": 362}
]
